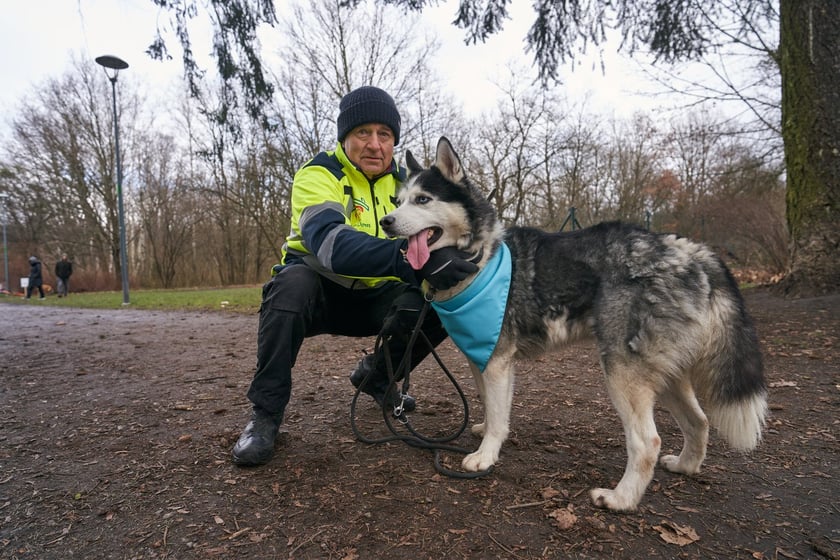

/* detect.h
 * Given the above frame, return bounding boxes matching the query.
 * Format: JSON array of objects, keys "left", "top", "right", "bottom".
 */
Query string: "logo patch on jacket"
[{"left": 351, "top": 196, "right": 371, "bottom": 223}]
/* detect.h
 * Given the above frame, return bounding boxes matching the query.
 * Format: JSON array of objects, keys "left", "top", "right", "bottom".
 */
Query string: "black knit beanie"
[{"left": 337, "top": 86, "right": 401, "bottom": 146}]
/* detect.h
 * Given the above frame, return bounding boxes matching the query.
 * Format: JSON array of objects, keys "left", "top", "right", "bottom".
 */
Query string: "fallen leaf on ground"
[
  {"left": 541, "top": 487, "right": 561, "bottom": 500},
  {"left": 653, "top": 520, "right": 700, "bottom": 546},
  {"left": 769, "top": 380, "right": 797, "bottom": 388},
  {"left": 548, "top": 506, "right": 578, "bottom": 530}
]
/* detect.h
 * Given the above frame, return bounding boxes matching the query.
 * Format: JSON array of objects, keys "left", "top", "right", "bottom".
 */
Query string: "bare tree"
[
  {"left": 188, "top": 85, "right": 262, "bottom": 285},
  {"left": 134, "top": 132, "right": 206, "bottom": 288},
  {"left": 470, "top": 81, "right": 559, "bottom": 227},
  {"left": 604, "top": 114, "right": 663, "bottom": 223},
  {"left": 551, "top": 103, "right": 609, "bottom": 226},
  {"left": 634, "top": 2, "right": 781, "bottom": 158},
  {"left": 1, "top": 56, "right": 141, "bottom": 290},
  {"left": 666, "top": 111, "right": 724, "bottom": 221},
  {"left": 273, "top": 0, "right": 457, "bottom": 153}
]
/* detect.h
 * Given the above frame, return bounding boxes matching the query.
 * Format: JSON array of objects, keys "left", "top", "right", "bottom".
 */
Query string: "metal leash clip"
[{"left": 393, "top": 395, "right": 409, "bottom": 422}]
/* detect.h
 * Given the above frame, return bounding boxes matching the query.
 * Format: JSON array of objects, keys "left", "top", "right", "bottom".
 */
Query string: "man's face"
[{"left": 343, "top": 123, "right": 395, "bottom": 178}]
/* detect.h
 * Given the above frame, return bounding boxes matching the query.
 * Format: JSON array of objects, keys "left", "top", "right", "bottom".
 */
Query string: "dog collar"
[{"left": 431, "top": 243, "right": 511, "bottom": 372}]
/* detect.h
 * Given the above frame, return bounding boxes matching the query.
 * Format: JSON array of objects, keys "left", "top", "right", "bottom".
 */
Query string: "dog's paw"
[
  {"left": 660, "top": 454, "right": 701, "bottom": 475},
  {"left": 462, "top": 449, "right": 497, "bottom": 472},
  {"left": 470, "top": 422, "right": 485, "bottom": 437},
  {"left": 589, "top": 488, "right": 638, "bottom": 512}
]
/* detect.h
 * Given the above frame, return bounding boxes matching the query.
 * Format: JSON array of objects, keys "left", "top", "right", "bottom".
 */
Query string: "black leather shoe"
[
  {"left": 349, "top": 356, "right": 416, "bottom": 413},
  {"left": 232, "top": 410, "right": 281, "bottom": 466}
]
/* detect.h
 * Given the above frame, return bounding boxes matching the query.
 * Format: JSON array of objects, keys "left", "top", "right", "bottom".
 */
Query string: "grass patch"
[
  {"left": 2, "top": 280, "right": 764, "bottom": 314},
  {"left": 0, "top": 285, "right": 262, "bottom": 314}
]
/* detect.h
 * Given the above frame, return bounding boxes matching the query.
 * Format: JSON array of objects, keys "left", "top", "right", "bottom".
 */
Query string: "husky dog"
[{"left": 380, "top": 137, "right": 767, "bottom": 512}]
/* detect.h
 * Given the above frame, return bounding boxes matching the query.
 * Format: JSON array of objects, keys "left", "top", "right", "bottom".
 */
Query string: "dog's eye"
[{"left": 415, "top": 195, "right": 431, "bottom": 205}]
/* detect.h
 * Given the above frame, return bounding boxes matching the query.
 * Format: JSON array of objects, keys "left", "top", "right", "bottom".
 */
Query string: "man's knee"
[{"left": 382, "top": 287, "right": 438, "bottom": 337}]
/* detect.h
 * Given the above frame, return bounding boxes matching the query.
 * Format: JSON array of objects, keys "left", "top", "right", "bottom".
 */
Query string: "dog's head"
[{"left": 380, "top": 136, "right": 497, "bottom": 271}]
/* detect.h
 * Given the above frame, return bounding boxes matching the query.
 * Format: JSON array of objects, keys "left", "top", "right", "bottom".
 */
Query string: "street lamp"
[
  {"left": 0, "top": 193, "right": 8, "bottom": 293},
  {"left": 95, "top": 54, "right": 130, "bottom": 305}
]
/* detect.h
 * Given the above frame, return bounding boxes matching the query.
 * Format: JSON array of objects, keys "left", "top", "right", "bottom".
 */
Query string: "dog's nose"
[{"left": 380, "top": 215, "right": 394, "bottom": 228}]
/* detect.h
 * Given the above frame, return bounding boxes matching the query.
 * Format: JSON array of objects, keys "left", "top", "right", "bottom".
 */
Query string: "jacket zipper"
[{"left": 369, "top": 179, "right": 380, "bottom": 238}]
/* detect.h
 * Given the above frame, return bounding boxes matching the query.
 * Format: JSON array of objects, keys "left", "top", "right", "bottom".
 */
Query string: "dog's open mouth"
[{"left": 405, "top": 227, "right": 443, "bottom": 270}]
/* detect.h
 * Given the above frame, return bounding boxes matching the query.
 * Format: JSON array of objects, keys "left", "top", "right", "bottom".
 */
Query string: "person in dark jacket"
[
  {"left": 231, "top": 86, "right": 479, "bottom": 467},
  {"left": 26, "top": 256, "right": 45, "bottom": 299},
  {"left": 54, "top": 254, "right": 73, "bottom": 297}
]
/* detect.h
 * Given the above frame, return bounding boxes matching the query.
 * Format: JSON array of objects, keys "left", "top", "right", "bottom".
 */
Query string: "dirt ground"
[{"left": 1, "top": 287, "right": 838, "bottom": 560}]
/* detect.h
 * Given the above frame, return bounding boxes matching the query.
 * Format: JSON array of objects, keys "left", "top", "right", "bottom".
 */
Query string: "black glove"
[{"left": 416, "top": 246, "right": 480, "bottom": 290}]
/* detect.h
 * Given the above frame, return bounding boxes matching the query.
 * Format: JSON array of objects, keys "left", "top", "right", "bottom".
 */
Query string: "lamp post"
[
  {"left": 95, "top": 55, "right": 130, "bottom": 305},
  {"left": 0, "top": 193, "right": 8, "bottom": 293}
]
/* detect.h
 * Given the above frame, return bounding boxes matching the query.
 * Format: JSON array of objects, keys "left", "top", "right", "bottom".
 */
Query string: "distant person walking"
[
  {"left": 55, "top": 254, "right": 73, "bottom": 297},
  {"left": 26, "top": 256, "right": 45, "bottom": 300}
]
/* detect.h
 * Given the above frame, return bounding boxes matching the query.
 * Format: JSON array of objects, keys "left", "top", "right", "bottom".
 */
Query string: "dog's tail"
[{"left": 702, "top": 289, "right": 768, "bottom": 451}]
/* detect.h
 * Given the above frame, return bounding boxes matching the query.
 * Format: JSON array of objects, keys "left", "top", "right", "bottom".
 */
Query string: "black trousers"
[
  {"left": 246, "top": 265, "right": 447, "bottom": 420},
  {"left": 26, "top": 284, "right": 44, "bottom": 298}
]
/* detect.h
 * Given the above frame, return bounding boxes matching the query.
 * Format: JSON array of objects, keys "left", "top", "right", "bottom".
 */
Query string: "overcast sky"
[{"left": 0, "top": 0, "right": 679, "bottom": 137}]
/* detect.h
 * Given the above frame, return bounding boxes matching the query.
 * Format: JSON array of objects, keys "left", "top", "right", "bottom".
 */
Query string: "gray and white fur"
[{"left": 380, "top": 137, "right": 768, "bottom": 512}]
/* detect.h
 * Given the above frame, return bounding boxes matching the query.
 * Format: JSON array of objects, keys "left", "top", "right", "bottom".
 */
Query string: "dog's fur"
[{"left": 380, "top": 137, "right": 768, "bottom": 512}]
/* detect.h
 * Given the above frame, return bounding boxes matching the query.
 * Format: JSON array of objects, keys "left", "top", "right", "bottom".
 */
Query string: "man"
[
  {"left": 55, "top": 254, "right": 73, "bottom": 297},
  {"left": 232, "top": 86, "right": 478, "bottom": 467}
]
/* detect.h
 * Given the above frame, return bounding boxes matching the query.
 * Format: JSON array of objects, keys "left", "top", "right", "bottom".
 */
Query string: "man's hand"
[{"left": 416, "top": 246, "right": 480, "bottom": 290}]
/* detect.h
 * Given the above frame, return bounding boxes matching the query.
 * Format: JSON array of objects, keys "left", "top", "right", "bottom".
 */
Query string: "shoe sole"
[{"left": 231, "top": 450, "right": 273, "bottom": 467}]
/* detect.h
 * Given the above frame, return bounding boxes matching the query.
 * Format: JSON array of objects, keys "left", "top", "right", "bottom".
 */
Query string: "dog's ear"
[
  {"left": 434, "top": 136, "right": 465, "bottom": 183},
  {"left": 405, "top": 150, "right": 423, "bottom": 174}
]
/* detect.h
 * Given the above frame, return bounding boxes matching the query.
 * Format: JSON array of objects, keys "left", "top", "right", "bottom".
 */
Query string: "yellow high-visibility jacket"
[{"left": 281, "top": 142, "right": 415, "bottom": 289}]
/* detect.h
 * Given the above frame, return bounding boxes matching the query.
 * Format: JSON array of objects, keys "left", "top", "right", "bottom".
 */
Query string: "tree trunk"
[{"left": 778, "top": 0, "right": 840, "bottom": 297}]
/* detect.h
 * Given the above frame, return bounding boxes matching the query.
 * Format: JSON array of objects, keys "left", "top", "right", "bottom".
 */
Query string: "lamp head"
[
  {"left": 96, "top": 55, "right": 129, "bottom": 81},
  {"left": 95, "top": 55, "right": 129, "bottom": 70}
]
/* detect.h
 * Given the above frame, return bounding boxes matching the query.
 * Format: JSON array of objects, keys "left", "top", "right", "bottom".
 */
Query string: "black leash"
[{"left": 349, "top": 297, "right": 493, "bottom": 479}]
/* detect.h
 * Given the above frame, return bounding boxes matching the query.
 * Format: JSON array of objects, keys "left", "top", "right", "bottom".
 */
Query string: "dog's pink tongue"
[{"left": 406, "top": 229, "right": 431, "bottom": 270}]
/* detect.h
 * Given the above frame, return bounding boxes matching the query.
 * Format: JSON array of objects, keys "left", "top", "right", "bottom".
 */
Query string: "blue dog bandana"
[{"left": 432, "top": 243, "right": 511, "bottom": 372}]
